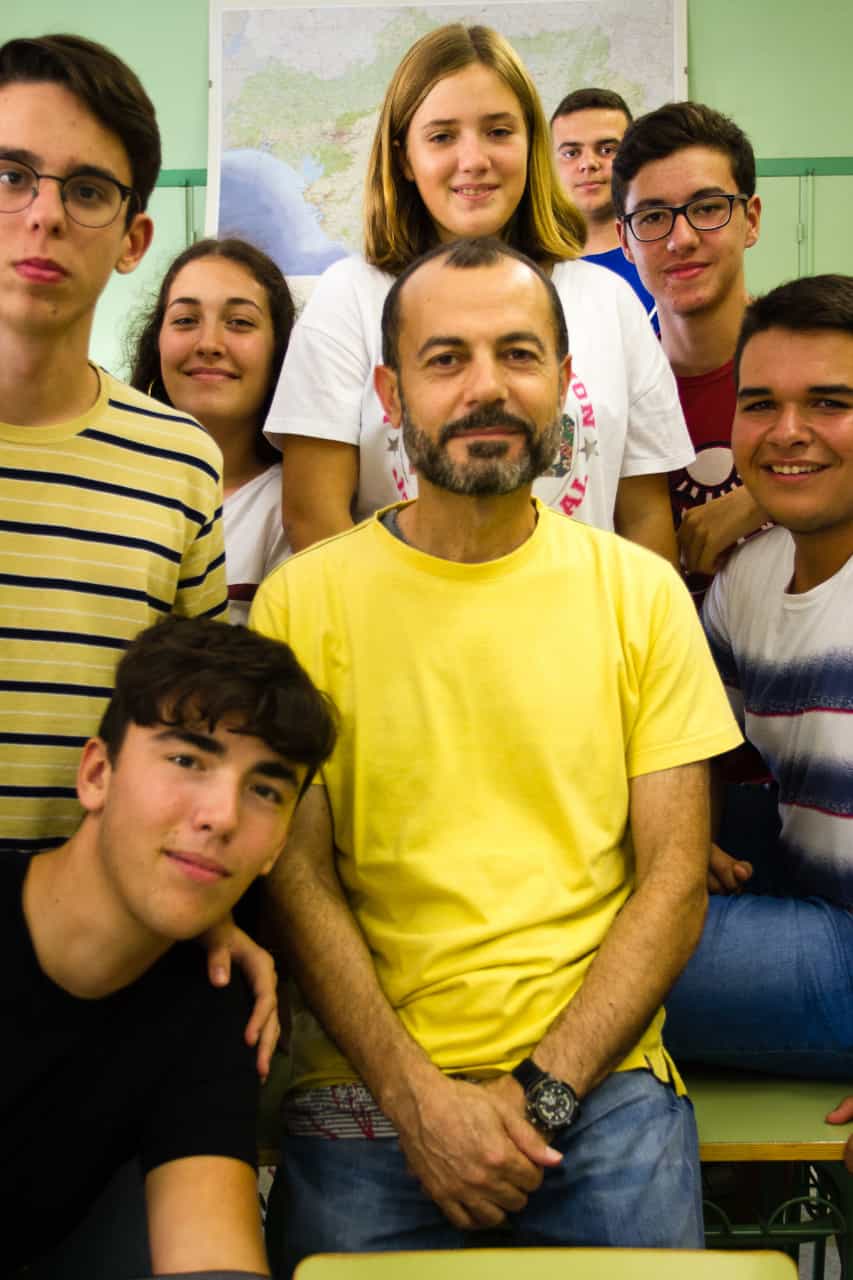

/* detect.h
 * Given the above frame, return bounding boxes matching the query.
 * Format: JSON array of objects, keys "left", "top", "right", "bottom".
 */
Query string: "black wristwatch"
[{"left": 511, "top": 1057, "right": 580, "bottom": 1132}]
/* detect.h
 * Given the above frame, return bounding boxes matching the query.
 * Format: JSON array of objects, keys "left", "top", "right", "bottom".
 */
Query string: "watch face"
[{"left": 529, "top": 1077, "right": 577, "bottom": 1130}]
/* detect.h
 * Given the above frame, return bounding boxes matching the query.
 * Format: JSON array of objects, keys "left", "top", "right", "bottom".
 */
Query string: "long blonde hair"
[{"left": 364, "top": 24, "right": 586, "bottom": 275}]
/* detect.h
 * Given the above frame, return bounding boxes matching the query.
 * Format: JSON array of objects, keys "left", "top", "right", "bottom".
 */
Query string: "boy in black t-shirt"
[{"left": 4, "top": 616, "right": 335, "bottom": 1277}]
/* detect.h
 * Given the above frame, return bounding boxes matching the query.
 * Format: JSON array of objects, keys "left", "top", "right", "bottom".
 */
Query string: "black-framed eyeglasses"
[
  {"left": 623, "top": 193, "right": 750, "bottom": 242},
  {"left": 0, "top": 158, "right": 136, "bottom": 228}
]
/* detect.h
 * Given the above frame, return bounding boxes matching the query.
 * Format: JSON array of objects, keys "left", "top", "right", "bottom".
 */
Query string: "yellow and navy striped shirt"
[{"left": 0, "top": 368, "right": 227, "bottom": 851}]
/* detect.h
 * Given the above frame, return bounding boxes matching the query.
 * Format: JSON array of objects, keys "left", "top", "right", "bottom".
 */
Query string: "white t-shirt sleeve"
[{"left": 263, "top": 256, "right": 386, "bottom": 451}]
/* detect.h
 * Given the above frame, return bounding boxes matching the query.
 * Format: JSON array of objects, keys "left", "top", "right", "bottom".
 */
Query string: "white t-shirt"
[
  {"left": 264, "top": 254, "right": 694, "bottom": 531},
  {"left": 223, "top": 463, "right": 289, "bottom": 625},
  {"left": 703, "top": 526, "right": 853, "bottom": 906}
]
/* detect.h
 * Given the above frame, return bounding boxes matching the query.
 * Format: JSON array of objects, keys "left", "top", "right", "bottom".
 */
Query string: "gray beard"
[{"left": 400, "top": 400, "right": 562, "bottom": 497}]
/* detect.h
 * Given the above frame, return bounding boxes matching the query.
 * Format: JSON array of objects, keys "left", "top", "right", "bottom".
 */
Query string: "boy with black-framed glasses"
[{"left": 612, "top": 101, "right": 766, "bottom": 603}]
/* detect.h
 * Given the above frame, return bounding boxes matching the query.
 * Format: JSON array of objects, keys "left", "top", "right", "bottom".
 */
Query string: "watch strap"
[{"left": 511, "top": 1056, "right": 549, "bottom": 1093}]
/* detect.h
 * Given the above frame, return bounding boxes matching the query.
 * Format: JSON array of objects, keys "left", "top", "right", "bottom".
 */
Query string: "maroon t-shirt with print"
[{"left": 670, "top": 359, "right": 740, "bottom": 604}]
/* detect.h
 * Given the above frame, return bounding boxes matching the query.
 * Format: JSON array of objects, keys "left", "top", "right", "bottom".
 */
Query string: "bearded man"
[{"left": 251, "top": 237, "right": 741, "bottom": 1274}]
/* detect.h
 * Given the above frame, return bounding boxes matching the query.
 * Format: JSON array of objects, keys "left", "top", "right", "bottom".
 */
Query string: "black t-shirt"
[{"left": 2, "top": 851, "right": 259, "bottom": 1271}]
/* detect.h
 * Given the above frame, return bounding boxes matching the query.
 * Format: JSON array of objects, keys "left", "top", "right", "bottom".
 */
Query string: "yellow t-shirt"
[{"left": 251, "top": 502, "right": 741, "bottom": 1091}]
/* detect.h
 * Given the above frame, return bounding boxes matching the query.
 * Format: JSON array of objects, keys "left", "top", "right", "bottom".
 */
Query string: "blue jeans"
[
  {"left": 665, "top": 784, "right": 853, "bottom": 1077},
  {"left": 269, "top": 1070, "right": 703, "bottom": 1276},
  {"left": 665, "top": 891, "right": 853, "bottom": 1076}
]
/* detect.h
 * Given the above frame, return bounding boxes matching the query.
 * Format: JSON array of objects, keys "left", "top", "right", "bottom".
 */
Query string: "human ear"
[
  {"left": 374, "top": 364, "right": 403, "bottom": 427},
  {"left": 744, "top": 194, "right": 762, "bottom": 250},
  {"left": 76, "top": 738, "right": 113, "bottom": 814},
  {"left": 115, "top": 211, "right": 154, "bottom": 276},
  {"left": 616, "top": 218, "right": 635, "bottom": 263}
]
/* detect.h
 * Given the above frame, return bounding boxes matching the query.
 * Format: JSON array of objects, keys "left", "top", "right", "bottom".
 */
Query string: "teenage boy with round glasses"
[
  {"left": 0, "top": 34, "right": 228, "bottom": 855},
  {"left": 612, "top": 102, "right": 765, "bottom": 602},
  {"left": 0, "top": 31, "right": 287, "bottom": 1280},
  {"left": 0, "top": 155, "right": 137, "bottom": 226}
]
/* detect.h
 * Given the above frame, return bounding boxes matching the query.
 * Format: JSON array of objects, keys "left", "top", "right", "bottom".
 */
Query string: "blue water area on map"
[
  {"left": 219, "top": 148, "right": 348, "bottom": 276},
  {"left": 301, "top": 156, "right": 324, "bottom": 184}
]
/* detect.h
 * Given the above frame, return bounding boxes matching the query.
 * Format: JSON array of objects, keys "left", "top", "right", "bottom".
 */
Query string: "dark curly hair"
[
  {"left": 611, "top": 101, "right": 755, "bottom": 219},
  {"left": 128, "top": 237, "right": 295, "bottom": 464},
  {"left": 99, "top": 616, "right": 336, "bottom": 789}
]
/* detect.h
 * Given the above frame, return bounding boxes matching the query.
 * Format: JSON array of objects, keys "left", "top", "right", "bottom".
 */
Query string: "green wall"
[
  {"left": 3, "top": 0, "right": 852, "bottom": 370},
  {"left": 0, "top": 1, "right": 209, "bottom": 167},
  {"left": 688, "top": 0, "right": 853, "bottom": 295},
  {"left": 688, "top": 0, "right": 853, "bottom": 155}
]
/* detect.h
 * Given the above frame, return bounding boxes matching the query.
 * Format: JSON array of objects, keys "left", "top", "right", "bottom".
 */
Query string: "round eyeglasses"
[
  {"left": 623, "top": 193, "right": 750, "bottom": 242},
  {"left": 0, "top": 158, "right": 136, "bottom": 228}
]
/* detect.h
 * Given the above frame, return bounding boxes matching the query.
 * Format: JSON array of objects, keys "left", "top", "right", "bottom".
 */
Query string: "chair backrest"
[{"left": 294, "top": 1247, "right": 798, "bottom": 1279}]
